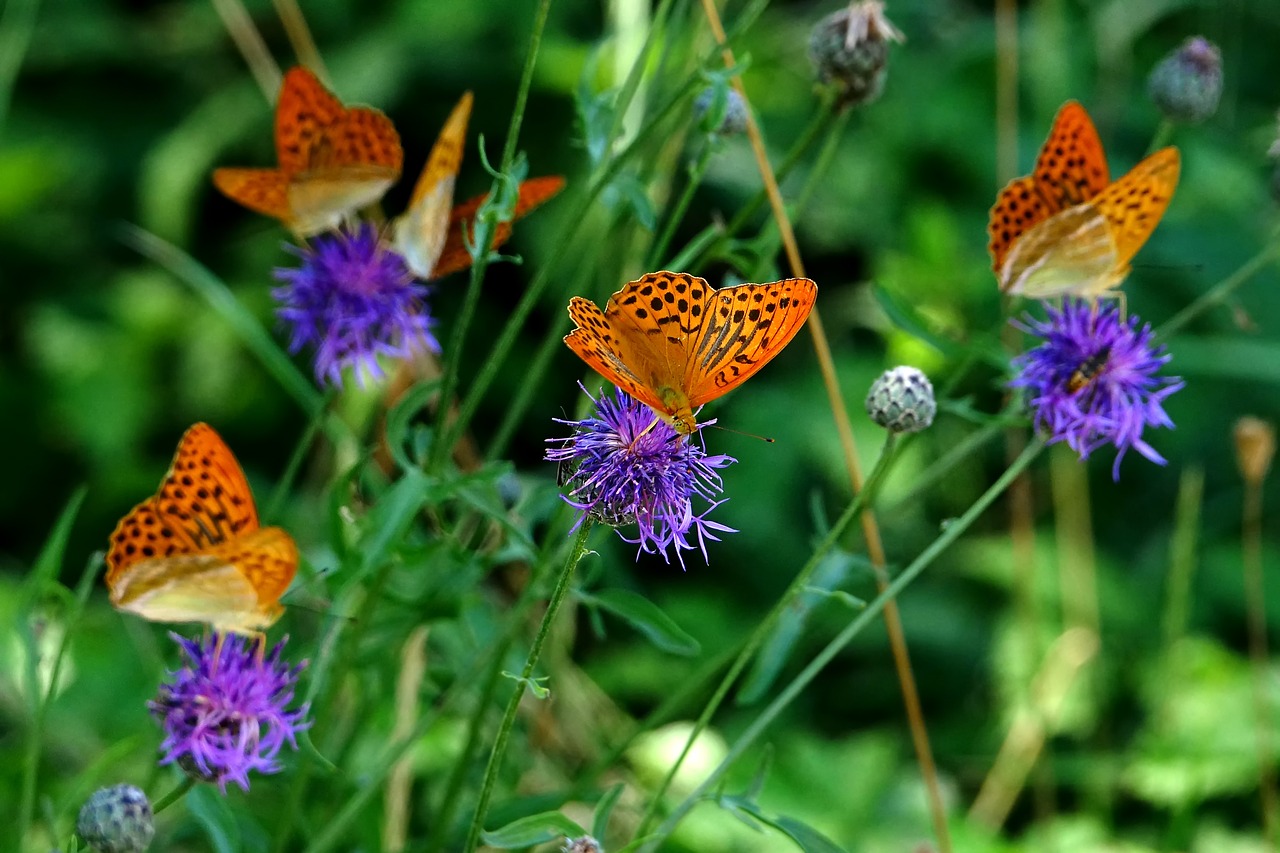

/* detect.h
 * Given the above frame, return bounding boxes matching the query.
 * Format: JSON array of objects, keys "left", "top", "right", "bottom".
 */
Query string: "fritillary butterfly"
[
  {"left": 988, "top": 100, "right": 1180, "bottom": 299},
  {"left": 392, "top": 91, "right": 564, "bottom": 279},
  {"left": 106, "top": 423, "right": 297, "bottom": 635},
  {"left": 564, "top": 271, "right": 818, "bottom": 434},
  {"left": 212, "top": 66, "right": 404, "bottom": 237}
]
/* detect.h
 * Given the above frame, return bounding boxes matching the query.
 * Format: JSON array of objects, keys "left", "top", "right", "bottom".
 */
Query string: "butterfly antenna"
[{"left": 705, "top": 423, "right": 775, "bottom": 443}]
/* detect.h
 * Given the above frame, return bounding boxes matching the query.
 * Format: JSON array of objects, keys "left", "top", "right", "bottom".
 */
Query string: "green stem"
[
  {"left": 648, "top": 143, "right": 716, "bottom": 270},
  {"left": 0, "top": 0, "right": 40, "bottom": 132},
  {"left": 429, "top": 0, "right": 554, "bottom": 471},
  {"left": 152, "top": 778, "right": 197, "bottom": 813},
  {"left": 265, "top": 399, "right": 331, "bottom": 522},
  {"left": 1158, "top": 236, "right": 1280, "bottom": 337},
  {"left": 463, "top": 521, "right": 593, "bottom": 852},
  {"left": 634, "top": 433, "right": 902, "bottom": 839},
  {"left": 641, "top": 437, "right": 1046, "bottom": 850}
]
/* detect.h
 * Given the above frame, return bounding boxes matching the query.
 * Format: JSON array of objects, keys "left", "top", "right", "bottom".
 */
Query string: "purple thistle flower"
[
  {"left": 546, "top": 385, "right": 737, "bottom": 567},
  {"left": 149, "top": 633, "right": 310, "bottom": 793},
  {"left": 273, "top": 223, "right": 439, "bottom": 388},
  {"left": 1010, "top": 300, "right": 1184, "bottom": 480}
]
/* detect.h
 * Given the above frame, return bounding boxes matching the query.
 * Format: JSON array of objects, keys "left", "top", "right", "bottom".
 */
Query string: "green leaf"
[
  {"left": 481, "top": 811, "right": 586, "bottom": 848},
  {"left": 384, "top": 379, "right": 441, "bottom": 473},
  {"left": 591, "top": 783, "right": 625, "bottom": 840},
  {"left": 23, "top": 487, "right": 89, "bottom": 599},
  {"left": 186, "top": 785, "right": 242, "bottom": 853},
  {"left": 716, "top": 796, "right": 847, "bottom": 853},
  {"left": 579, "top": 588, "right": 700, "bottom": 656}
]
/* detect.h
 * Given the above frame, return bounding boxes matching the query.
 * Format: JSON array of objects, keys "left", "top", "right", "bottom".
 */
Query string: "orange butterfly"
[
  {"left": 988, "top": 100, "right": 1180, "bottom": 299},
  {"left": 106, "top": 423, "right": 298, "bottom": 636},
  {"left": 392, "top": 91, "right": 564, "bottom": 279},
  {"left": 213, "top": 66, "right": 404, "bottom": 237},
  {"left": 564, "top": 271, "right": 818, "bottom": 434}
]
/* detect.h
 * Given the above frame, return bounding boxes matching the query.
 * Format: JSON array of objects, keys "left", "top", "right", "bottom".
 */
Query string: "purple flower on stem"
[
  {"left": 273, "top": 223, "right": 439, "bottom": 388},
  {"left": 1010, "top": 300, "right": 1184, "bottom": 480},
  {"left": 149, "top": 633, "right": 310, "bottom": 793},
  {"left": 546, "top": 386, "right": 736, "bottom": 567}
]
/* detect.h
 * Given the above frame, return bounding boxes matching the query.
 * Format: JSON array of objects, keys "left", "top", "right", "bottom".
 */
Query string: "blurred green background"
[{"left": 4, "top": 0, "right": 1280, "bottom": 849}]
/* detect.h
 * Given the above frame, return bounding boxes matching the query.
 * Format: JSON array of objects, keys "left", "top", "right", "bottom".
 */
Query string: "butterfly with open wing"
[
  {"left": 988, "top": 100, "right": 1180, "bottom": 300},
  {"left": 564, "top": 271, "right": 817, "bottom": 435}
]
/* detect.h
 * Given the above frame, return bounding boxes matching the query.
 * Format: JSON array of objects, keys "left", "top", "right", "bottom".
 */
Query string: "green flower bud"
[
  {"left": 76, "top": 785, "right": 154, "bottom": 853},
  {"left": 808, "top": 1, "right": 904, "bottom": 110},
  {"left": 866, "top": 366, "right": 935, "bottom": 433},
  {"left": 1148, "top": 37, "right": 1222, "bottom": 124}
]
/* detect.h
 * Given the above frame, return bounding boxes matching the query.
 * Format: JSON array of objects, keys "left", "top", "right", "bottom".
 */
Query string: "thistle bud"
[
  {"left": 866, "top": 366, "right": 935, "bottom": 434},
  {"left": 563, "top": 837, "right": 604, "bottom": 853},
  {"left": 1234, "top": 416, "right": 1275, "bottom": 486},
  {"left": 808, "top": 1, "right": 904, "bottom": 110},
  {"left": 1148, "top": 36, "right": 1222, "bottom": 124},
  {"left": 76, "top": 784, "right": 154, "bottom": 853},
  {"left": 693, "top": 86, "right": 748, "bottom": 136}
]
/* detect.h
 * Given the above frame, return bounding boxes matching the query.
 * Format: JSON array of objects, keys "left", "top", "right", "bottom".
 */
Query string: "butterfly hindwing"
[
  {"left": 988, "top": 176, "right": 1058, "bottom": 276},
  {"left": 432, "top": 176, "right": 567, "bottom": 279},
  {"left": 210, "top": 168, "right": 292, "bottom": 221},
  {"left": 394, "top": 92, "right": 474, "bottom": 279}
]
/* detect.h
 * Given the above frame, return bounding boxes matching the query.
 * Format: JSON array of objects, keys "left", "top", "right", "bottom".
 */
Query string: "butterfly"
[
  {"left": 988, "top": 100, "right": 1180, "bottom": 300},
  {"left": 564, "top": 271, "right": 818, "bottom": 434},
  {"left": 392, "top": 91, "right": 564, "bottom": 279},
  {"left": 106, "top": 423, "right": 298, "bottom": 636},
  {"left": 213, "top": 66, "right": 404, "bottom": 237}
]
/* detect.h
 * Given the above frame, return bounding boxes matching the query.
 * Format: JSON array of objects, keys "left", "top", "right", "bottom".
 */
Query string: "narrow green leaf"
[
  {"left": 591, "top": 783, "right": 625, "bottom": 840},
  {"left": 480, "top": 811, "right": 585, "bottom": 848},
  {"left": 23, "top": 487, "right": 88, "bottom": 598},
  {"left": 580, "top": 589, "right": 700, "bottom": 656},
  {"left": 717, "top": 796, "right": 847, "bottom": 853}
]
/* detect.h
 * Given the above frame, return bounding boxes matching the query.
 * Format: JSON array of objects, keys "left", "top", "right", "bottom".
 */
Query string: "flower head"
[
  {"left": 273, "top": 223, "right": 439, "bottom": 388},
  {"left": 149, "top": 633, "right": 310, "bottom": 793},
  {"left": 808, "top": 1, "right": 905, "bottom": 110},
  {"left": 77, "top": 784, "right": 154, "bottom": 853},
  {"left": 1148, "top": 36, "right": 1222, "bottom": 124},
  {"left": 546, "top": 386, "right": 736, "bottom": 566},
  {"left": 1010, "top": 300, "right": 1184, "bottom": 480},
  {"left": 693, "top": 85, "right": 748, "bottom": 136}
]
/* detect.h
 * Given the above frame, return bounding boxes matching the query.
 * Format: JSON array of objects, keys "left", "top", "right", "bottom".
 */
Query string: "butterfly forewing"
[
  {"left": 1091, "top": 147, "right": 1180, "bottom": 269},
  {"left": 1031, "top": 101, "right": 1111, "bottom": 209},
  {"left": 685, "top": 278, "right": 817, "bottom": 403},
  {"left": 210, "top": 169, "right": 292, "bottom": 221},
  {"left": 275, "top": 66, "right": 346, "bottom": 173}
]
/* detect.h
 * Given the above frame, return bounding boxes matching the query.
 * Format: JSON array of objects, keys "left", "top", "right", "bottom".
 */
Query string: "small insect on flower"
[
  {"left": 1010, "top": 300, "right": 1184, "bottom": 480},
  {"left": 274, "top": 223, "right": 440, "bottom": 388},
  {"left": 149, "top": 633, "right": 310, "bottom": 793},
  {"left": 546, "top": 386, "right": 737, "bottom": 567}
]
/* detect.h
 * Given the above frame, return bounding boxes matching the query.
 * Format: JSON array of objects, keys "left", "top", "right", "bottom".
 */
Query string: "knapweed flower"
[
  {"left": 546, "top": 386, "right": 736, "bottom": 566},
  {"left": 77, "top": 784, "right": 154, "bottom": 853},
  {"left": 693, "top": 85, "right": 748, "bottom": 136},
  {"left": 808, "top": 1, "right": 904, "bottom": 109},
  {"left": 273, "top": 223, "right": 439, "bottom": 387},
  {"left": 1010, "top": 300, "right": 1184, "bottom": 480},
  {"left": 149, "top": 633, "right": 310, "bottom": 793},
  {"left": 1148, "top": 36, "right": 1222, "bottom": 124}
]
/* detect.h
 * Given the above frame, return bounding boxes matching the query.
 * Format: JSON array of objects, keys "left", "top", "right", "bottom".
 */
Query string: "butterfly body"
[
  {"left": 106, "top": 424, "right": 298, "bottom": 635},
  {"left": 988, "top": 101, "right": 1179, "bottom": 299},
  {"left": 213, "top": 67, "right": 403, "bottom": 237},
  {"left": 564, "top": 271, "right": 818, "bottom": 434}
]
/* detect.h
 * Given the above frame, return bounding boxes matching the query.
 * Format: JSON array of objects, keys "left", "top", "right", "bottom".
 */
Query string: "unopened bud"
[
  {"left": 1234, "top": 416, "right": 1275, "bottom": 485},
  {"left": 693, "top": 86, "right": 748, "bottom": 136},
  {"left": 866, "top": 366, "right": 935, "bottom": 433},
  {"left": 76, "top": 784, "right": 154, "bottom": 853},
  {"left": 1148, "top": 36, "right": 1222, "bottom": 124}
]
